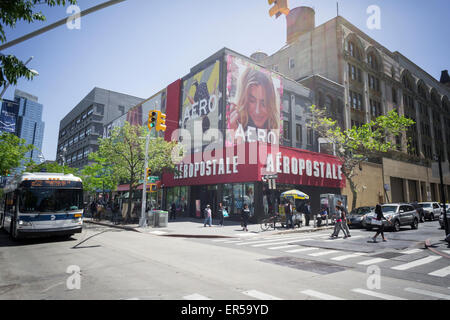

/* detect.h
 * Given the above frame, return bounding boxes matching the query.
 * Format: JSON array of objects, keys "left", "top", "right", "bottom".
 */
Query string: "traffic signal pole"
[
  {"left": 139, "top": 132, "right": 151, "bottom": 228},
  {"left": 437, "top": 154, "right": 449, "bottom": 236}
]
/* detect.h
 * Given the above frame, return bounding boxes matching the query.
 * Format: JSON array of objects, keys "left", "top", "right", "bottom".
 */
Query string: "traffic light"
[
  {"left": 148, "top": 110, "right": 158, "bottom": 130},
  {"left": 268, "top": 0, "right": 290, "bottom": 18},
  {"left": 146, "top": 168, "right": 151, "bottom": 179},
  {"left": 156, "top": 112, "right": 166, "bottom": 132}
]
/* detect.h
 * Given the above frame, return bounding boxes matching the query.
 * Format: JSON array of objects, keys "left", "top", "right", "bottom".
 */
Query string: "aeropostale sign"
[{"left": 163, "top": 143, "right": 345, "bottom": 188}]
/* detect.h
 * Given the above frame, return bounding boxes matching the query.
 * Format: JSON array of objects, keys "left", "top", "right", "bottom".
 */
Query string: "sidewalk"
[{"left": 84, "top": 217, "right": 334, "bottom": 238}]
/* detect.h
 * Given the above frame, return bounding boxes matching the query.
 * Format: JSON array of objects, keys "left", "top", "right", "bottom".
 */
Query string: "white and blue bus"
[{"left": 1, "top": 172, "right": 84, "bottom": 240}]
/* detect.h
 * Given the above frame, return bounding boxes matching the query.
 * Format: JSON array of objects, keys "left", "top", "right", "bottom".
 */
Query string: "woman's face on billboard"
[{"left": 247, "top": 84, "right": 269, "bottom": 128}]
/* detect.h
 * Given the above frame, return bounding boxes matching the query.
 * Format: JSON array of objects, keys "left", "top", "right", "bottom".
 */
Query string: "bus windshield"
[{"left": 19, "top": 188, "right": 83, "bottom": 213}]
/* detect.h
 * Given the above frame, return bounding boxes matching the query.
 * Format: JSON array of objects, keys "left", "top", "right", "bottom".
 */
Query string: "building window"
[
  {"left": 96, "top": 104, "right": 104, "bottom": 115},
  {"left": 392, "top": 87, "right": 397, "bottom": 104},
  {"left": 86, "top": 127, "right": 92, "bottom": 136},
  {"left": 283, "top": 121, "right": 291, "bottom": 141},
  {"left": 368, "top": 74, "right": 380, "bottom": 92},
  {"left": 370, "top": 99, "right": 381, "bottom": 117},
  {"left": 87, "top": 107, "right": 94, "bottom": 117},
  {"left": 76, "top": 118, "right": 81, "bottom": 125},
  {"left": 350, "top": 91, "right": 363, "bottom": 111},
  {"left": 348, "top": 40, "right": 361, "bottom": 60},
  {"left": 289, "top": 58, "right": 295, "bottom": 69},
  {"left": 307, "top": 128, "right": 313, "bottom": 146},
  {"left": 368, "top": 52, "right": 379, "bottom": 71},
  {"left": 296, "top": 124, "right": 302, "bottom": 144},
  {"left": 73, "top": 135, "right": 78, "bottom": 144}
]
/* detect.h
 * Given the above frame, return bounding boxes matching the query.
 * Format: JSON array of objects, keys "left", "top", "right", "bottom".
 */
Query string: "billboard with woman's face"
[{"left": 226, "top": 54, "right": 283, "bottom": 146}]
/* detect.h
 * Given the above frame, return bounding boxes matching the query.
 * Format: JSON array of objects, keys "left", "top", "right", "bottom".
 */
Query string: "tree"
[
  {"left": 91, "top": 122, "right": 179, "bottom": 222},
  {"left": 308, "top": 105, "right": 415, "bottom": 210},
  {"left": 0, "top": 132, "right": 34, "bottom": 176},
  {"left": 79, "top": 153, "right": 119, "bottom": 196},
  {"left": 0, "top": 0, "right": 77, "bottom": 88},
  {"left": 25, "top": 160, "right": 77, "bottom": 175}
]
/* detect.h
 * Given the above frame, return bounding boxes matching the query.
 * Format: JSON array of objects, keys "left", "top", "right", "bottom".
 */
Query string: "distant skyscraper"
[
  {"left": 14, "top": 89, "right": 45, "bottom": 165},
  {"left": 0, "top": 98, "right": 19, "bottom": 134}
]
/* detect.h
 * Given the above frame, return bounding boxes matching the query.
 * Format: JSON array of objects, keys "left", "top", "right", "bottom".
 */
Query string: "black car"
[
  {"left": 410, "top": 202, "right": 425, "bottom": 223},
  {"left": 347, "top": 206, "right": 375, "bottom": 228}
]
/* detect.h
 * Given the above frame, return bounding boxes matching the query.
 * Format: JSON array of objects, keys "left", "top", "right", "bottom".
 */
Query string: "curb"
[
  {"left": 84, "top": 220, "right": 140, "bottom": 233},
  {"left": 424, "top": 238, "right": 450, "bottom": 259}
]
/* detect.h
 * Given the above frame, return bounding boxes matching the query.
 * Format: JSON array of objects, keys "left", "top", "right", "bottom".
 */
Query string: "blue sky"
[{"left": 2, "top": 0, "right": 449, "bottom": 161}]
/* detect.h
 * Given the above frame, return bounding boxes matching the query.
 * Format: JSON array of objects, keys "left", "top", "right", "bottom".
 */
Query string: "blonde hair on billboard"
[{"left": 236, "top": 67, "right": 279, "bottom": 130}]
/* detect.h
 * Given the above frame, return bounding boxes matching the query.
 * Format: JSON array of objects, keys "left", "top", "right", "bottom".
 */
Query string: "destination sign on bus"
[{"left": 20, "top": 180, "right": 83, "bottom": 189}]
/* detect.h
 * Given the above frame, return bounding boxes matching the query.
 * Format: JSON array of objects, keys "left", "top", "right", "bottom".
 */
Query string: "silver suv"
[
  {"left": 418, "top": 202, "right": 442, "bottom": 221},
  {"left": 365, "top": 203, "right": 419, "bottom": 232}
]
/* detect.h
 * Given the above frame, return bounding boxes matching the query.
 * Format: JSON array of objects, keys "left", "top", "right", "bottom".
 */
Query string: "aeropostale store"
[{"left": 162, "top": 142, "right": 346, "bottom": 222}]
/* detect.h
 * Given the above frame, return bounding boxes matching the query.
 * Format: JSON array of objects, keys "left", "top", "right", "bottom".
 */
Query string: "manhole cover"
[
  {"left": 260, "top": 256, "right": 348, "bottom": 275},
  {"left": 371, "top": 252, "right": 404, "bottom": 259}
]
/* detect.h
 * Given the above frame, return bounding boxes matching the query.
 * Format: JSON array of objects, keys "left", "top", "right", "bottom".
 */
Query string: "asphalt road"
[{"left": 0, "top": 220, "right": 448, "bottom": 300}]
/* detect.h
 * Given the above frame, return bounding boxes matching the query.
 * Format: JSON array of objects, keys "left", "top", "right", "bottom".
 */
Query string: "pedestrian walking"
[
  {"left": 203, "top": 204, "right": 212, "bottom": 227},
  {"left": 169, "top": 202, "right": 176, "bottom": 221},
  {"left": 218, "top": 202, "right": 224, "bottom": 226},
  {"left": 331, "top": 205, "right": 348, "bottom": 238},
  {"left": 242, "top": 203, "right": 250, "bottom": 232},
  {"left": 338, "top": 200, "right": 351, "bottom": 237},
  {"left": 371, "top": 204, "right": 389, "bottom": 242},
  {"left": 90, "top": 200, "right": 98, "bottom": 220},
  {"left": 285, "top": 200, "right": 294, "bottom": 229},
  {"left": 304, "top": 201, "right": 311, "bottom": 226}
]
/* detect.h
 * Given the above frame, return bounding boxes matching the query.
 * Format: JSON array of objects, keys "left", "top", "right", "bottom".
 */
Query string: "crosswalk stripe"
[
  {"left": 331, "top": 253, "right": 366, "bottom": 261},
  {"left": 222, "top": 240, "right": 245, "bottom": 244},
  {"left": 285, "top": 247, "right": 319, "bottom": 253},
  {"left": 443, "top": 250, "right": 450, "bottom": 255},
  {"left": 268, "top": 245, "right": 299, "bottom": 250},
  {"left": 252, "top": 239, "right": 313, "bottom": 247},
  {"left": 242, "top": 290, "right": 282, "bottom": 300},
  {"left": 404, "top": 287, "right": 450, "bottom": 300},
  {"left": 391, "top": 256, "right": 442, "bottom": 271},
  {"left": 308, "top": 250, "right": 336, "bottom": 257},
  {"left": 357, "top": 258, "right": 387, "bottom": 265},
  {"left": 400, "top": 249, "right": 423, "bottom": 255},
  {"left": 183, "top": 293, "right": 211, "bottom": 300},
  {"left": 301, "top": 289, "right": 345, "bottom": 300},
  {"left": 212, "top": 239, "right": 230, "bottom": 242},
  {"left": 428, "top": 266, "right": 450, "bottom": 277},
  {"left": 352, "top": 288, "right": 406, "bottom": 300}
]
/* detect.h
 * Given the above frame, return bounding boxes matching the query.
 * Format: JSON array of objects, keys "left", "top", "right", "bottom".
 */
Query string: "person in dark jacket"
[
  {"left": 242, "top": 204, "right": 250, "bottom": 232},
  {"left": 372, "top": 204, "right": 390, "bottom": 242},
  {"left": 170, "top": 202, "right": 176, "bottom": 221},
  {"left": 218, "top": 202, "right": 224, "bottom": 227}
]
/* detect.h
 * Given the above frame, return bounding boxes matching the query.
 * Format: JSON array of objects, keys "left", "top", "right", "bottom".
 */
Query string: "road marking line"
[
  {"left": 301, "top": 289, "right": 345, "bottom": 300},
  {"left": 239, "top": 235, "right": 313, "bottom": 246},
  {"left": 222, "top": 240, "right": 245, "bottom": 244},
  {"left": 150, "top": 231, "right": 167, "bottom": 235},
  {"left": 404, "top": 287, "right": 450, "bottom": 300},
  {"left": 268, "top": 245, "right": 299, "bottom": 250},
  {"left": 242, "top": 290, "right": 282, "bottom": 300},
  {"left": 357, "top": 258, "right": 387, "bottom": 265},
  {"left": 183, "top": 293, "right": 211, "bottom": 300},
  {"left": 352, "top": 288, "right": 406, "bottom": 300},
  {"left": 252, "top": 239, "right": 313, "bottom": 247},
  {"left": 428, "top": 266, "right": 450, "bottom": 277},
  {"left": 400, "top": 249, "right": 423, "bottom": 255},
  {"left": 443, "top": 250, "right": 450, "bottom": 255},
  {"left": 391, "top": 256, "right": 442, "bottom": 271},
  {"left": 331, "top": 253, "right": 366, "bottom": 261},
  {"left": 308, "top": 250, "right": 336, "bottom": 257},
  {"left": 212, "top": 239, "right": 230, "bottom": 242},
  {"left": 285, "top": 247, "right": 319, "bottom": 253}
]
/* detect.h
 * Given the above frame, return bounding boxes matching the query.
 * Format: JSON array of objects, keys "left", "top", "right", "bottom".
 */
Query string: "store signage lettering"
[
  {"left": 174, "top": 156, "right": 239, "bottom": 179},
  {"left": 265, "top": 153, "right": 343, "bottom": 181}
]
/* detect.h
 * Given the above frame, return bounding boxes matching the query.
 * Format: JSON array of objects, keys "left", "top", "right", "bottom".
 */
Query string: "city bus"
[{"left": 1, "top": 172, "right": 84, "bottom": 240}]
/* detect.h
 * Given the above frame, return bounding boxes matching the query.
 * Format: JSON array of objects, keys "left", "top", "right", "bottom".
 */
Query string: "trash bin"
[{"left": 158, "top": 211, "right": 169, "bottom": 227}]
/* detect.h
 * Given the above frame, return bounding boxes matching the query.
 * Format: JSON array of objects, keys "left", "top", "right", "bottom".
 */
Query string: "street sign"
[{"left": 148, "top": 176, "right": 159, "bottom": 183}]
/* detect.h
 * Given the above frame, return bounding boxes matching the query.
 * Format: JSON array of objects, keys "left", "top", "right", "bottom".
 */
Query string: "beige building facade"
[{"left": 259, "top": 7, "right": 450, "bottom": 209}]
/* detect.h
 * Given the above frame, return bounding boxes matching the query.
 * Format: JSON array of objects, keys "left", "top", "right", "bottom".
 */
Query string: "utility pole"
[
  {"left": 0, "top": 0, "right": 126, "bottom": 51},
  {"left": 139, "top": 133, "right": 151, "bottom": 228}
]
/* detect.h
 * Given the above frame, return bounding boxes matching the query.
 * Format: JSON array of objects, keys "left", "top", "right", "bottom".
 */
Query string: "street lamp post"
[
  {"left": 0, "top": 56, "right": 38, "bottom": 99},
  {"left": 139, "top": 133, "right": 151, "bottom": 228}
]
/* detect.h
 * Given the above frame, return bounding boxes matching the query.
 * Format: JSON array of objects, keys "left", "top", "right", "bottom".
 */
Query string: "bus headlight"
[{"left": 18, "top": 220, "right": 32, "bottom": 227}]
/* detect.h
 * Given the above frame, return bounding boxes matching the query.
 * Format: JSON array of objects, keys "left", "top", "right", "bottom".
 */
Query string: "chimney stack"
[
  {"left": 440, "top": 70, "right": 450, "bottom": 87},
  {"left": 286, "top": 6, "right": 315, "bottom": 45}
]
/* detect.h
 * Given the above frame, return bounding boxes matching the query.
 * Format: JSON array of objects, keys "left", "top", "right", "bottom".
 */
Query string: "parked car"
[
  {"left": 439, "top": 203, "right": 450, "bottom": 229},
  {"left": 365, "top": 203, "right": 419, "bottom": 232},
  {"left": 410, "top": 202, "right": 425, "bottom": 223},
  {"left": 418, "top": 202, "right": 442, "bottom": 221},
  {"left": 347, "top": 206, "right": 375, "bottom": 228}
]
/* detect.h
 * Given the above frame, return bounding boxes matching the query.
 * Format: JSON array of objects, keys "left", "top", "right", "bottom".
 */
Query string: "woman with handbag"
[
  {"left": 372, "top": 204, "right": 389, "bottom": 242},
  {"left": 218, "top": 202, "right": 225, "bottom": 227}
]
